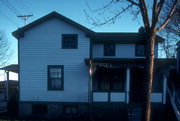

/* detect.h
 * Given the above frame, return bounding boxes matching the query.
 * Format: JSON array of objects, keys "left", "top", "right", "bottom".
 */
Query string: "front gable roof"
[{"left": 12, "top": 11, "right": 94, "bottom": 39}]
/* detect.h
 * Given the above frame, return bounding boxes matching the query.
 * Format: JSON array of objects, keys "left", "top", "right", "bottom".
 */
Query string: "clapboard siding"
[
  {"left": 19, "top": 18, "right": 90, "bottom": 102},
  {"left": 92, "top": 44, "right": 158, "bottom": 58}
]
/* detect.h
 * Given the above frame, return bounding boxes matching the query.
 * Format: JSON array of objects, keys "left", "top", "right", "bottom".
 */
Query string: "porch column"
[
  {"left": 5, "top": 70, "right": 9, "bottom": 101},
  {"left": 126, "top": 67, "right": 130, "bottom": 104},
  {"left": 163, "top": 73, "right": 167, "bottom": 104}
]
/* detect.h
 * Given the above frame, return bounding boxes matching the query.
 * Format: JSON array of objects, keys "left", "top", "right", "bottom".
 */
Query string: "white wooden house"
[{"left": 12, "top": 11, "right": 173, "bottom": 120}]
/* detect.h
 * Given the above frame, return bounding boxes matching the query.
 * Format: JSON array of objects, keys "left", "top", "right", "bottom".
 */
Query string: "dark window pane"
[
  {"left": 32, "top": 104, "right": 48, "bottom": 115},
  {"left": 104, "top": 44, "right": 115, "bottom": 56},
  {"left": 64, "top": 106, "right": 78, "bottom": 115},
  {"left": 152, "top": 70, "right": 163, "bottom": 92},
  {"left": 48, "top": 65, "right": 63, "bottom": 90},
  {"left": 136, "top": 44, "right": 145, "bottom": 56},
  {"left": 93, "top": 67, "right": 125, "bottom": 91},
  {"left": 62, "top": 34, "right": 78, "bottom": 49}
]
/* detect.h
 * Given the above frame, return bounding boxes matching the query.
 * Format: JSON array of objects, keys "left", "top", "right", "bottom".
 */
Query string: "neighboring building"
[{"left": 12, "top": 11, "right": 173, "bottom": 120}]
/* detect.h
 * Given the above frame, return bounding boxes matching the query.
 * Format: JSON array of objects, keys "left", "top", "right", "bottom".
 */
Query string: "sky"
[{"left": 0, "top": 0, "right": 143, "bottom": 81}]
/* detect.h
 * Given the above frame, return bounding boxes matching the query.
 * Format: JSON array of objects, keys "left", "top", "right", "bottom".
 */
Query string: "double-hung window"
[
  {"left": 62, "top": 34, "right": 78, "bottom": 49},
  {"left": 48, "top": 65, "right": 64, "bottom": 90}
]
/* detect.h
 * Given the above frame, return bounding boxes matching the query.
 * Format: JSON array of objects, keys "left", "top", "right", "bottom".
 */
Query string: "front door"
[{"left": 130, "top": 67, "right": 145, "bottom": 103}]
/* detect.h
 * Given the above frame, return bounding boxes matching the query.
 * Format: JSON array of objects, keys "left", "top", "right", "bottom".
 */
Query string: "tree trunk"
[{"left": 142, "top": 31, "right": 156, "bottom": 121}]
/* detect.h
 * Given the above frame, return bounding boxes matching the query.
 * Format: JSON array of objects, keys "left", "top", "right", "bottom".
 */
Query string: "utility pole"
[{"left": 17, "top": 14, "right": 33, "bottom": 25}]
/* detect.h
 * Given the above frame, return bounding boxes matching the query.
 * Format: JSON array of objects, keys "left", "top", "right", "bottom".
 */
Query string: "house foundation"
[{"left": 19, "top": 101, "right": 89, "bottom": 119}]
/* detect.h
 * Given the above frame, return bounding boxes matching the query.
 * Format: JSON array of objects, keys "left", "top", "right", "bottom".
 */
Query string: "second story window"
[
  {"left": 135, "top": 44, "right": 146, "bottom": 56},
  {"left": 62, "top": 34, "right": 78, "bottom": 49},
  {"left": 104, "top": 43, "right": 115, "bottom": 56}
]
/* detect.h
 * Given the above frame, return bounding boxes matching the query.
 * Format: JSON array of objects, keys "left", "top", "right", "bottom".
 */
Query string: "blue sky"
[{"left": 0, "top": 0, "right": 143, "bottom": 80}]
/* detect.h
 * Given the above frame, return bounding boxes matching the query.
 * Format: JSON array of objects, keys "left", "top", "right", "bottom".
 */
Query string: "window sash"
[
  {"left": 62, "top": 34, "right": 78, "bottom": 49},
  {"left": 93, "top": 68, "right": 125, "bottom": 91},
  {"left": 64, "top": 106, "right": 78, "bottom": 115},
  {"left": 48, "top": 65, "right": 64, "bottom": 90},
  {"left": 135, "top": 44, "right": 145, "bottom": 56},
  {"left": 104, "top": 44, "right": 115, "bottom": 56}
]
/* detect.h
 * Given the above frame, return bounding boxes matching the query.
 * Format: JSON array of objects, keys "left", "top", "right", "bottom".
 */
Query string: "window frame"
[
  {"left": 32, "top": 104, "right": 48, "bottom": 115},
  {"left": 104, "top": 43, "right": 115, "bottom": 56},
  {"left": 63, "top": 105, "right": 78, "bottom": 115},
  {"left": 62, "top": 34, "right": 78, "bottom": 49},
  {"left": 47, "top": 65, "right": 64, "bottom": 91},
  {"left": 135, "top": 44, "right": 146, "bottom": 56},
  {"left": 93, "top": 67, "right": 125, "bottom": 92}
]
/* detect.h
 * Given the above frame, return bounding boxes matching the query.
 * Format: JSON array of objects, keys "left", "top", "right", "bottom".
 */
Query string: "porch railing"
[
  {"left": 167, "top": 82, "right": 180, "bottom": 121},
  {"left": 92, "top": 91, "right": 163, "bottom": 103},
  {"left": 92, "top": 91, "right": 126, "bottom": 103}
]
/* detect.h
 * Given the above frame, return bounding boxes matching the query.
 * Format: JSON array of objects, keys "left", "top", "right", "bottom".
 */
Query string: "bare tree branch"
[
  {"left": 126, "top": 0, "right": 139, "bottom": 6},
  {"left": 156, "top": 0, "right": 165, "bottom": 20},
  {"left": 84, "top": 4, "right": 133, "bottom": 27},
  {"left": 156, "top": 0, "right": 179, "bottom": 32},
  {"left": 86, "top": 0, "right": 115, "bottom": 13},
  {"left": 139, "top": 0, "right": 150, "bottom": 30},
  {"left": 151, "top": 0, "right": 158, "bottom": 30},
  {"left": 0, "top": 30, "right": 12, "bottom": 67},
  {"left": 159, "top": 31, "right": 177, "bottom": 58}
]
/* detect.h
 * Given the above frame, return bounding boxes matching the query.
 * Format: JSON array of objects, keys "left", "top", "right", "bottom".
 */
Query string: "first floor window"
[
  {"left": 48, "top": 65, "right": 64, "bottom": 90},
  {"left": 64, "top": 106, "right": 78, "bottom": 115},
  {"left": 93, "top": 67, "right": 125, "bottom": 91},
  {"left": 32, "top": 104, "right": 48, "bottom": 115}
]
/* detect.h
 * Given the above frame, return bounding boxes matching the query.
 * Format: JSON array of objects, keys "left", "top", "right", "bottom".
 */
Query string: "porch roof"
[
  {"left": 85, "top": 58, "right": 146, "bottom": 68},
  {"left": 0, "top": 64, "right": 19, "bottom": 73},
  {"left": 91, "top": 33, "right": 164, "bottom": 44},
  {"left": 84, "top": 58, "right": 176, "bottom": 68}
]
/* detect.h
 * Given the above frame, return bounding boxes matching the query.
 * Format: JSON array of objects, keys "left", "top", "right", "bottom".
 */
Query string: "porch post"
[
  {"left": 163, "top": 73, "right": 167, "bottom": 104},
  {"left": 126, "top": 67, "right": 130, "bottom": 104},
  {"left": 5, "top": 70, "right": 9, "bottom": 101}
]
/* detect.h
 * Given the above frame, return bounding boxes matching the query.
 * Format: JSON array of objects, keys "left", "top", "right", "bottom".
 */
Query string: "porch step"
[{"left": 128, "top": 103, "right": 142, "bottom": 121}]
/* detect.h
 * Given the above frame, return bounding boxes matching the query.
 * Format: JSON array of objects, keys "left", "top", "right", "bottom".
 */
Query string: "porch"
[{"left": 85, "top": 58, "right": 167, "bottom": 104}]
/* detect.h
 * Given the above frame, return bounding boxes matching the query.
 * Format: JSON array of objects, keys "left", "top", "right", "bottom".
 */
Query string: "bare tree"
[
  {"left": 159, "top": 1, "right": 180, "bottom": 58},
  {"left": 85, "top": 0, "right": 179, "bottom": 121},
  {"left": 159, "top": 32, "right": 177, "bottom": 58},
  {"left": 0, "top": 30, "right": 12, "bottom": 67}
]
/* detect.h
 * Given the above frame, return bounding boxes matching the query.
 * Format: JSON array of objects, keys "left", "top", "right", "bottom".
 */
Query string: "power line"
[
  {"left": 1, "top": 0, "right": 19, "bottom": 15},
  {"left": 1, "top": 0, "right": 21, "bottom": 16},
  {"left": 4, "top": 0, "right": 21, "bottom": 15},
  {"left": 0, "top": 11, "right": 19, "bottom": 28},
  {"left": 16, "top": 0, "right": 33, "bottom": 14},
  {"left": 15, "top": 0, "right": 31, "bottom": 14},
  {"left": 1, "top": 0, "right": 34, "bottom": 26}
]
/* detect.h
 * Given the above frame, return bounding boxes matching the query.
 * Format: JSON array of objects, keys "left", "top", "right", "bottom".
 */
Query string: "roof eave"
[
  {"left": 12, "top": 11, "right": 94, "bottom": 39},
  {"left": 155, "top": 35, "right": 165, "bottom": 43}
]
